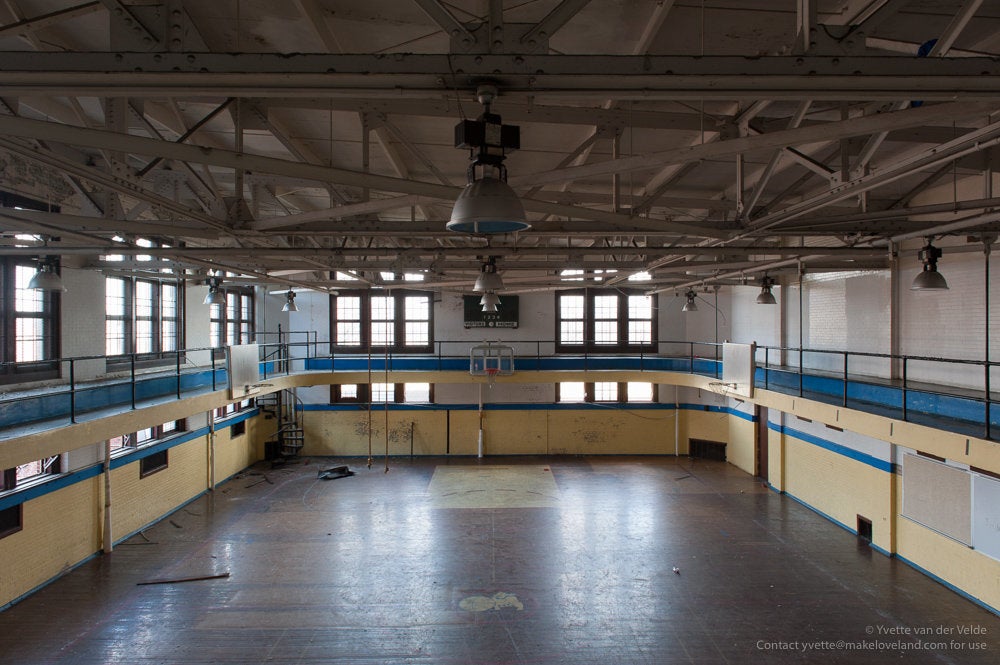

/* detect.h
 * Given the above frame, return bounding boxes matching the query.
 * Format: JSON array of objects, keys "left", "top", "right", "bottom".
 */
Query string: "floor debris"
[
  {"left": 137, "top": 572, "right": 230, "bottom": 586},
  {"left": 318, "top": 465, "right": 354, "bottom": 480}
]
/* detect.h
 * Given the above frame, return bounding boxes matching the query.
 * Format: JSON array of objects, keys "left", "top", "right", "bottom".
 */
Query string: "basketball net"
[{"left": 485, "top": 367, "right": 500, "bottom": 388}]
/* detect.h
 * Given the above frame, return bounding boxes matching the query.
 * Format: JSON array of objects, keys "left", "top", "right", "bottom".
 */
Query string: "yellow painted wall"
[
  {"left": 727, "top": 414, "right": 756, "bottom": 476},
  {"left": 213, "top": 416, "right": 267, "bottom": 484},
  {"left": 302, "top": 410, "right": 449, "bottom": 456},
  {"left": 894, "top": 483, "right": 1000, "bottom": 612},
  {"left": 0, "top": 413, "right": 265, "bottom": 609},
  {"left": 302, "top": 408, "right": 678, "bottom": 456},
  {"left": 0, "top": 476, "right": 102, "bottom": 606},
  {"left": 109, "top": 436, "right": 210, "bottom": 541},
  {"left": 782, "top": 433, "right": 893, "bottom": 552},
  {"left": 680, "top": 408, "right": 730, "bottom": 455},
  {"left": 767, "top": 426, "right": 784, "bottom": 491}
]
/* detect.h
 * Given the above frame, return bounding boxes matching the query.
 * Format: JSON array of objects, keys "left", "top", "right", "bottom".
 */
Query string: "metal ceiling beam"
[
  {"left": 0, "top": 136, "right": 226, "bottom": 230},
  {"left": 0, "top": 114, "right": 723, "bottom": 236},
  {"left": 926, "top": 0, "right": 983, "bottom": 57},
  {"left": 411, "top": 0, "right": 477, "bottom": 45},
  {"left": 2, "top": 53, "right": 1000, "bottom": 100},
  {"left": 506, "top": 100, "right": 999, "bottom": 188},
  {"left": 747, "top": 118, "right": 1000, "bottom": 231},
  {"left": 519, "top": 0, "right": 593, "bottom": 46},
  {"left": 0, "top": 2, "right": 101, "bottom": 38},
  {"left": 260, "top": 97, "right": 725, "bottom": 132},
  {"left": 0, "top": 244, "right": 885, "bottom": 259}
]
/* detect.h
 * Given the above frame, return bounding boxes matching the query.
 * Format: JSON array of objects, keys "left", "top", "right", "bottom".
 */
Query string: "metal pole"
[
  {"left": 69, "top": 358, "right": 76, "bottom": 424},
  {"left": 986, "top": 239, "right": 992, "bottom": 439},
  {"left": 130, "top": 354, "right": 136, "bottom": 409},
  {"left": 176, "top": 350, "right": 182, "bottom": 399},
  {"left": 902, "top": 357, "right": 909, "bottom": 422},
  {"left": 798, "top": 347, "right": 804, "bottom": 397},
  {"left": 102, "top": 436, "right": 112, "bottom": 554},
  {"left": 478, "top": 382, "right": 485, "bottom": 459},
  {"left": 843, "top": 351, "right": 849, "bottom": 407}
]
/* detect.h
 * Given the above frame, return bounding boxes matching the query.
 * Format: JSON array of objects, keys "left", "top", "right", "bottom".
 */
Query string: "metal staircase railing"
[{"left": 257, "top": 388, "right": 305, "bottom": 459}]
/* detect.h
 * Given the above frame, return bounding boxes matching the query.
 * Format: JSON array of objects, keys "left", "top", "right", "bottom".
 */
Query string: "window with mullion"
[
  {"left": 0, "top": 259, "right": 59, "bottom": 379},
  {"left": 161, "top": 283, "right": 178, "bottom": 351},
  {"left": 331, "top": 291, "right": 433, "bottom": 352},
  {"left": 105, "top": 276, "right": 182, "bottom": 359},
  {"left": 557, "top": 289, "right": 656, "bottom": 353},
  {"left": 105, "top": 277, "right": 128, "bottom": 356},
  {"left": 210, "top": 287, "right": 254, "bottom": 348},
  {"left": 134, "top": 280, "right": 157, "bottom": 354}
]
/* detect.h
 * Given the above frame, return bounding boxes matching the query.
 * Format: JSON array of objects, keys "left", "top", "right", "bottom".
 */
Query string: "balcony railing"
[{"left": 0, "top": 335, "right": 996, "bottom": 442}]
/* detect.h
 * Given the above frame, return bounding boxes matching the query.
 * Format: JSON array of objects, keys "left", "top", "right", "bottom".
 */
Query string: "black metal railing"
[{"left": 0, "top": 334, "right": 996, "bottom": 441}]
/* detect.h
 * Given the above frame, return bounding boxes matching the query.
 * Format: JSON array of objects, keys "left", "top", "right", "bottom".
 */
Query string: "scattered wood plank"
[{"left": 137, "top": 572, "right": 230, "bottom": 586}]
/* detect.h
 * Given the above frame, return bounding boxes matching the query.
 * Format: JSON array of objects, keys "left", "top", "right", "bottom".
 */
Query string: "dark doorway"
[
  {"left": 689, "top": 438, "right": 726, "bottom": 461},
  {"left": 756, "top": 405, "right": 769, "bottom": 481}
]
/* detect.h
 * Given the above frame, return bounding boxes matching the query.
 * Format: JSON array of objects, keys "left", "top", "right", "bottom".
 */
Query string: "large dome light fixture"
[
  {"left": 447, "top": 84, "right": 530, "bottom": 235},
  {"left": 28, "top": 258, "right": 65, "bottom": 291},
  {"left": 203, "top": 276, "right": 226, "bottom": 305},
  {"left": 473, "top": 256, "right": 504, "bottom": 293},
  {"left": 282, "top": 290, "right": 299, "bottom": 312},
  {"left": 480, "top": 291, "right": 501, "bottom": 313},
  {"left": 681, "top": 290, "right": 699, "bottom": 312},
  {"left": 756, "top": 275, "right": 777, "bottom": 305},
  {"left": 911, "top": 240, "right": 949, "bottom": 290}
]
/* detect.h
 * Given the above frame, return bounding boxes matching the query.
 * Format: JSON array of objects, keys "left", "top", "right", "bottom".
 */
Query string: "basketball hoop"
[{"left": 485, "top": 367, "right": 500, "bottom": 387}]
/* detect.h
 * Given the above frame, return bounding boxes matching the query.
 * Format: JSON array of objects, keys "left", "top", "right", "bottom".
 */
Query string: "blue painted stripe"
[
  {"left": 300, "top": 402, "right": 754, "bottom": 420},
  {"left": 0, "top": 551, "right": 100, "bottom": 612},
  {"left": 770, "top": 423, "right": 893, "bottom": 473},
  {"left": 783, "top": 489, "right": 873, "bottom": 542},
  {"left": 895, "top": 554, "right": 999, "bottom": 617},
  {"left": 0, "top": 409, "right": 258, "bottom": 508},
  {"left": 0, "top": 465, "right": 103, "bottom": 511},
  {"left": 784, "top": 488, "right": 896, "bottom": 560}
]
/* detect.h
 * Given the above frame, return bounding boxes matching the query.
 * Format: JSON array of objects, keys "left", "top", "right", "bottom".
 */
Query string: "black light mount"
[
  {"left": 448, "top": 83, "right": 530, "bottom": 235},
  {"left": 454, "top": 83, "right": 520, "bottom": 177}
]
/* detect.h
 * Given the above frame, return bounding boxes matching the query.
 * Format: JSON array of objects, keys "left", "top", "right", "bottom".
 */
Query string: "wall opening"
[
  {"left": 857, "top": 515, "right": 873, "bottom": 543},
  {"left": 689, "top": 439, "right": 726, "bottom": 461}
]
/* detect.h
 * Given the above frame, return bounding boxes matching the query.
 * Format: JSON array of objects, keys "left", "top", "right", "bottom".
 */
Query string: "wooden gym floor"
[{"left": 0, "top": 456, "right": 996, "bottom": 664}]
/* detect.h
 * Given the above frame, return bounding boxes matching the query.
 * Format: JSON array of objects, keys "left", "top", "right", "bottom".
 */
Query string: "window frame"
[
  {"left": 330, "top": 290, "right": 434, "bottom": 354},
  {"left": 0, "top": 258, "right": 60, "bottom": 383},
  {"left": 210, "top": 286, "right": 255, "bottom": 350},
  {"left": 557, "top": 381, "right": 659, "bottom": 403},
  {"left": 109, "top": 420, "right": 185, "bottom": 456},
  {"left": 555, "top": 289, "right": 657, "bottom": 353},
  {"left": 105, "top": 275, "right": 184, "bottom": 366},
  {"left": 139, "top": 450, "right": 169, "bottom": 478},
  {"left": 331, "top": 382, "right": 434, "bottom": 404}
]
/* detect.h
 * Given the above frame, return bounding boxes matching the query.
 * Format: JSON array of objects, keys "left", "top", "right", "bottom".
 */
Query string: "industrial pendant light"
[
  {"left": 911, "top": 241, "right": 949, "bottom": 290},
  {"left": 28, "top": 258, "right": 65, "bottom": 291},
  {"left": 447, "top": 84, "right": 530, "bottom": 235},
  {"left": 473, "top": 256, "right": 504, "bottom": 293},
  {"left": 282, "top": 290, "right": 298, "bottom": 312},
  {"left": 480, "top": 291, "right": 501, "bottom": 313},
  {"left": 681, "top": 290, "right": 698, "bottom": 312},
  {"left": 203, "top": 276, "right": 226, "bottom": 305},
  {"left": 756, "top": 275, "right": 777, "bottom": 305}
]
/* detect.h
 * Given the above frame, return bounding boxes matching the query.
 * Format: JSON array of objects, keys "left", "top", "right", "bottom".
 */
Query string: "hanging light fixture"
[
  {"left": 203, "top": 276, "right": 225, "bottom": 305},
  {"left": 473, "top": 256, "right": 504, "bottom": 293},
  {"left": 28, "top": 257, "right": 65, "bottom": 291},
  {"left": 480, "top": 291, "right": 501, "bottom": 313},
  {"left": 282, "top": 290, "right": 298, "bottom": 312},
  {"left": 756, "top": 275, "right": 777, "bottom": 305},
  {"left": 911, "top": 240, "right": 949, "bottom": 290},
  {"left": 447, "top": 84, "right": 530, "bottom": 235},
  {"left": 681, "top": 290, "right": 699, "bottom": 312}
]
